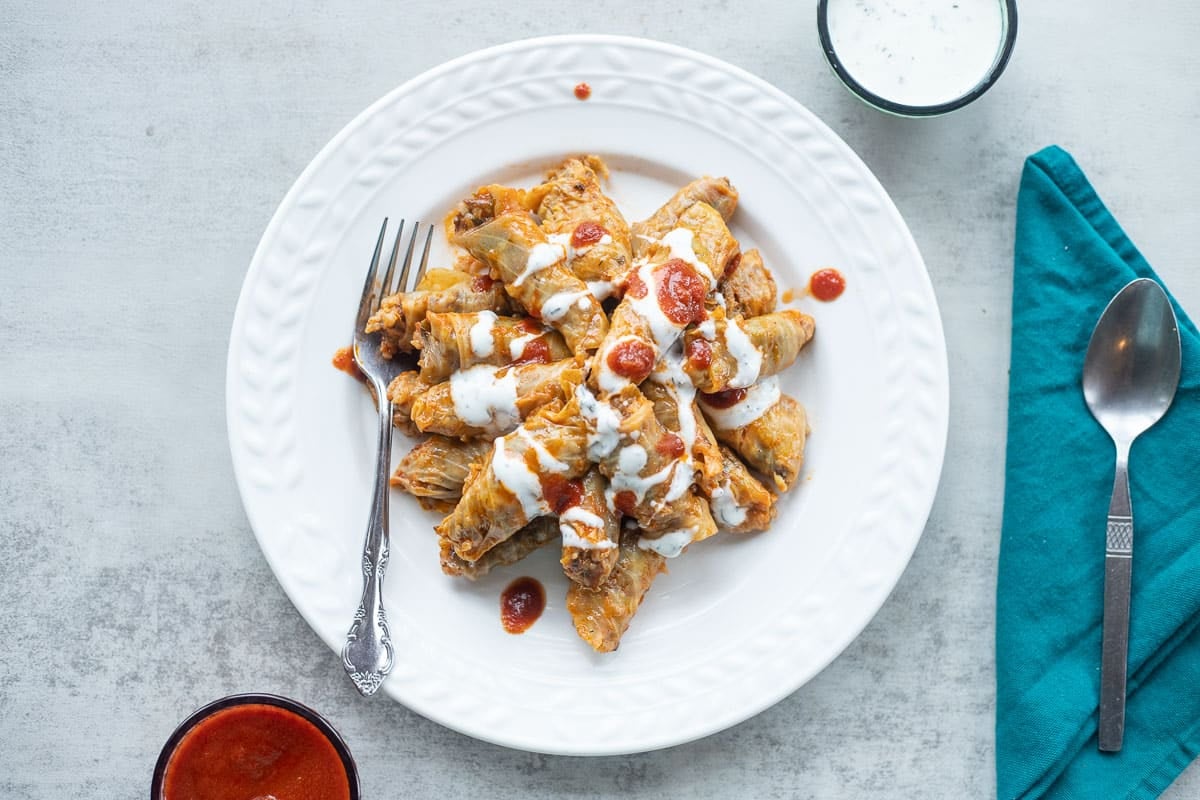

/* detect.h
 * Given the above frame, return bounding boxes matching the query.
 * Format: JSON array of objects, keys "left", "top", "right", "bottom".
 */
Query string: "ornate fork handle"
[{"left": 341, "top": 388, "right": 396, "bottom": 696}]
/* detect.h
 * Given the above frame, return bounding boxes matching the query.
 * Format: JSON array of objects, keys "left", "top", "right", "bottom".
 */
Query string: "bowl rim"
[
  {"left": 150, "top": 693, "right": 360, "bottom": 800},
  {"left": 817, "top": 0, "right": 1020, "bottom": 118}
]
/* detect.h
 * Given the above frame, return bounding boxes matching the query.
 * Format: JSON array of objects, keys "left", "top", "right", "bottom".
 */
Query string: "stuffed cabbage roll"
[
  {"left": 436, "top": 394, "right": 591, "bottom": 561},
  {"left": 683, "top": 309, "right": 815, "bottom": 392},
  {"left": 386, "top": 370, "right": 428, "bottom": 436},
  {"left": 717, "top": 248, "right": 777, "bottom": 319},
  {"left": 584, "top": 384, "right": 717, "bottom": 549},
  {"left": 698, "top": 377, "right": 808, "bottom": 491},
  {"left": 589, "top": 202, "right": 737, "bottom": 394},
  {"left": 631, "top": 176, "right": 739, "bottom": 258},
  {"left": 560, "top": 468, "right": 621, "bottom": 590},
  {"left": 449, "top": 185, "right": 608, "bottom": 351},
  {"left": 366, "top": 268, "right": 511, "bottom": 358},
  {"left": 706, "top": 445, "right": 776, "bottom": 534},
  {"left": 528, "top": 156, "right": 632, "bottom": 296},
  {"left": 409, "top": 357, "right": 581, "bottom": 439},
  {"left": 439, "top": 516, "right": 559, "bottom": 580},
  {"left": 566, "top": 528, "right": 666, "bottom": 653},
  {"left": 390, "top": 436, "right": 492, "bottom": 510},
  {"left": 416, "top": 310, "right": 570, "bottom": 382}
]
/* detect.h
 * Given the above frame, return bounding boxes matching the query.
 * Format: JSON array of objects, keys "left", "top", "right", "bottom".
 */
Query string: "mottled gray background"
[{"left": 2, "top": 1, "right": 1199, "bottom": 797}]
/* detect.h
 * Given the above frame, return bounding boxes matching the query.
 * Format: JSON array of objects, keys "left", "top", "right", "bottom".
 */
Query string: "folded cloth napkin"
[{"left": 997, "top": 145, "right": 1200, "bottom": 799}]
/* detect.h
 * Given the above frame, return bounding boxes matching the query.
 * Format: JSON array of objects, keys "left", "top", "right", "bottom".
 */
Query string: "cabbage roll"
[
  {"left": 566, "top": 528, "right": 666, "bottom": 653},
  {"left": 416, "top": 310, "right": 570, "bottom": 382},
  {"left": 390, "top": 436, "right": 492, "bottom": 510},
  {"left": 683, "top": 309, "right": 815, "bottom": 392},
  {"left": 699, "top": 378, "right": 808, "bottom": 491},
  {"left": 706, "top": 445, "right": 776, "bottom": 534},
  {"left": 386, "top": 370, "right": 428, "bottom": 436},
  {"left": 409, "top": 357, "right": 581, "bottom": 440},
  {"left": 436, "top": 395, "right": 591, "bottom": 561},
  {"left": 439, "top": 516, "right": 559, "bottom": 580},
  {"left": 717, "top": 248, "right": 777, "bottom": 319},
  {"left": 589, "top": 202, "right": 737, "bottom": 394},
  {"left": 631, "top": 176, "right": 739, "bottom": 258},
  {"left": 366, "top": 268, "right": 510, "bottom": 358},
  {"left": 449, "top": 185, "right": 608, "bottom": 351},
  {"left": 560, "top": 468, "right": 620, "bottom": 590},
  {"left": 585, "top": 385, "right": 717, "bottom": 548},
  {"left": 528, "top": 156, "right": 632, "bottom": 295}
]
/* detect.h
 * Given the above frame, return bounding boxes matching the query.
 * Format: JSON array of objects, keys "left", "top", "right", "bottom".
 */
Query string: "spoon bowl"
[
  {"left": 1082, "top": 277, "right": 1181, "bottom": 753},
  {"left": 1084, "top": 279, "right": 1181, "bottom": 442}
]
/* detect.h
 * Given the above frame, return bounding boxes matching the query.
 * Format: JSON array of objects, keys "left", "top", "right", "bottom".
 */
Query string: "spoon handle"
[{"left": 1098, "top": 451, "right": 1132, "bottom": 752}]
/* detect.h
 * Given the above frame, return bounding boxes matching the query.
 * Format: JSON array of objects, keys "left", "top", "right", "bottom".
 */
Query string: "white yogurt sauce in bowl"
[{"left": 819, "top": 0, "right": 1017, "bottom": 116}]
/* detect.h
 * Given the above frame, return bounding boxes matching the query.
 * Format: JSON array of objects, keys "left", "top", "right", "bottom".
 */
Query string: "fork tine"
[
  {"left": 397, "top": 222, "right": 422, "bottom": 293},
  {"left": 379, "top": 219, "right": 406, "bottom": 300},
  {"left": 416, "top": 225, "right": 434, "bottom": 286},
  {"left": 356, "top": 218, "right": 388, "bottom": 333}
]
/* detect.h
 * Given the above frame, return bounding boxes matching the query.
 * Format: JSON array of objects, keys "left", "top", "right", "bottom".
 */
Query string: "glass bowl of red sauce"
[{"left": 151, "top": 693, "right": 359, "bottom": 800}]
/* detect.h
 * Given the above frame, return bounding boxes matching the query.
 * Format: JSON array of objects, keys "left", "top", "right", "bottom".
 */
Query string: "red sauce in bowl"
[
  {"left": 158, "top": 700, "right": 353, "bottom": 800},
  {"left": 501, "top": 577, "right": 546, "bottom": 634}
]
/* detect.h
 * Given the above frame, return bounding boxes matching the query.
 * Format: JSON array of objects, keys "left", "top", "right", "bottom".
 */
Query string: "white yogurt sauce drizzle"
[
  {"left": 700, "top": 375, "right": 781, "bottom": 430},
  {"left": 559, "top": 506, "right": 617, "bottom": 550},
  {"left": 490, "top": 435, "right": 546, "bottom": 519},
  {"left": 710, "top": 482, "right": 748, "bottom": 528},
  {"left": 514, "top": 241, "right": 566, "bottom": 287},
  {"left": 637, "top": 528, "right": 695, "bottom": 558},
  {"left": 516, "top": 426, "right": 569, "bottom": 473},
  {"left": 721, "top": 317, "right": 762, "bottom": 388},
  {"left": 827, "top": 0, "right": 1005, "bottom": 107},
  {"left": 508, "top": 331, "right": 537, "bottom": 360},
  {"left": 541, "top": 290, "right": 591, "bottom": 322},
  {"left": 659, "top": 228, "right": 715, "bottom": 285},
  {"left": 576, "top": 385, "right": 623, "bottom": 460},
  {"left": 449, "top": 364, "right": 520, "bottom": 433},
  {"left": 468, "top": 310, "right": 497, "bottom": 359}
]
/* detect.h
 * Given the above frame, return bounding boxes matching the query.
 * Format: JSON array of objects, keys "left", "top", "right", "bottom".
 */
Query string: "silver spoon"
[{"left": 1083, "top": 277, "right": 1181, "bottom": 752}]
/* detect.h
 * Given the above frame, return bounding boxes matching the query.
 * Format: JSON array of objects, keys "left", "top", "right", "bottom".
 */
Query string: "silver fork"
[{"left": 341, "top": 218, "right": 433, "bottom": 696}]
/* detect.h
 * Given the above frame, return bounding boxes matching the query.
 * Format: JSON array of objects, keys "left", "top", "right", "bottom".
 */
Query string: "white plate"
[{"left": 226, "top": 35, "right": 948, "bottom": 755}]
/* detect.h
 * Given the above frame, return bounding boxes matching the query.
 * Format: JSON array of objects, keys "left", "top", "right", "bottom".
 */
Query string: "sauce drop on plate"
[
  {"left": 501, "top": 577, "right": 546, "bottom": 634},
  {"left": 574, "top": 82, "right": 592, "bottom": 100},
  {"left": 809, "top": 268, "right": 846, "bottom": 302},
  {"left": 781, "top": 288, "right": 795, "bottom": 303},
  {"left": 332, "top": 346, "right": 364, "bottom": 382},
  {"left": 161, "top": 704, "right": 351, "bottom": 800}
]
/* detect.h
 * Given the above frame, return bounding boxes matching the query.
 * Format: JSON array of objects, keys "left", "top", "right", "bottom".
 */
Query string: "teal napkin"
[{"left": 997, "top": 146, "right": 1200, "bottom": 799}]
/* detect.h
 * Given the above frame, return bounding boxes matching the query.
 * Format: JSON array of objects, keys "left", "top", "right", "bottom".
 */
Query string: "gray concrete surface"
[{"left": 2, "top": 1, "right": 1198, "bottom": 797}]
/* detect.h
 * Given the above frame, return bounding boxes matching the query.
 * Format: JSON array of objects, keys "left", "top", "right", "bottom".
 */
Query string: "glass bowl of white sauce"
[{"left": 818, "top": 0, "right": 1018, "bottom": 117}]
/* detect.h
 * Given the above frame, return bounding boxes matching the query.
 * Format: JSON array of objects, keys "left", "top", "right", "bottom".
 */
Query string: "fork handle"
[
  {"left": 341, "top": 389, "right": 396, "bottom": 696},
  {"left": 1099, "top": 451, "right": 1132, "bottom": 752}
]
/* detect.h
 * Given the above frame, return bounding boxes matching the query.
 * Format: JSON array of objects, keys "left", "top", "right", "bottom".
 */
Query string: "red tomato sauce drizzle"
[
  {"left": 540, "top": 474, "right": 584, "bottom": 514},
  {"left": 512, "top": 337, "right": 552, "bottom": 365},
  {"left": 607, "top": 340, "right": 656, "bottom": 383},
  {"left": 685, "top": 338, "right": 713, "bottom": 370},
  {"left": 501, "top": 577, "right": 546, "bottom": 634},
  {"left": 657, "top": 433, "right": 686, "bottom": 459},
  {"left": 571, "top": 221, "right": 607, "bottom": 248},
  {"left": 655, "top": 259, "right": 707, "bottom": 325},
  {"left": 472, "top": 274, "right": 495, "bottom": 292},
  {"left": 701, "top": 387, "right": 747, "bottom": 409}
]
